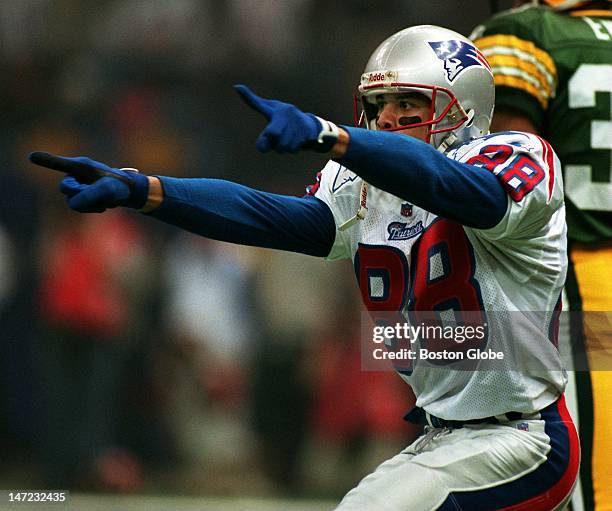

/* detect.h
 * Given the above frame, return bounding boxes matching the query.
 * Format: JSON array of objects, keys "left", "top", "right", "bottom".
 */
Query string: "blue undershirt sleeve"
[
  {"left": 336, "top": 127, "right": 508, "bottom": 229},
  {"left": 148, "top": 177, "right": 336, "bottom": 257}
]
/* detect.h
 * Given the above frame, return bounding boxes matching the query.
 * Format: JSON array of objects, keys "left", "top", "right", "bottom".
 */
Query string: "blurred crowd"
[{"left": 0, "top": 0, "right": 492, "bottom": 499}]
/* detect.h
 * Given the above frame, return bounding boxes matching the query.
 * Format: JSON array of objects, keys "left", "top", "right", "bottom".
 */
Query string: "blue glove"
[
  {"left": 29, "top": 152, "right": 149, "bottom": 213},
  {"left": 234, "top": 84, "right": 339, "bottom": 154}
]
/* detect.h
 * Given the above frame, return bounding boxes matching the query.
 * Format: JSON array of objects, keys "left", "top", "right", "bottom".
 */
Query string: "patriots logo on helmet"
[{"left": 428, "top": 40, "right": 491, "bottom": 84}]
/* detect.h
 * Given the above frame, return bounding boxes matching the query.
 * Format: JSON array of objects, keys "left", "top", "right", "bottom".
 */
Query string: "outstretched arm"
[{"left": 28, "top": 152, "right": 335, "bottom": 257}]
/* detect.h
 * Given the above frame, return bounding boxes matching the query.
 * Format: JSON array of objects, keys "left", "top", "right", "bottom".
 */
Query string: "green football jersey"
[{"left": 472, "top": 6, "right": 612, "bottom": 243}]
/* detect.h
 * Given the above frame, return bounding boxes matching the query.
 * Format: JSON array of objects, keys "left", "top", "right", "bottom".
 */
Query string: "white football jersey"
[{"left": 315, "top": 131, "right": 568, "bottom": 420}]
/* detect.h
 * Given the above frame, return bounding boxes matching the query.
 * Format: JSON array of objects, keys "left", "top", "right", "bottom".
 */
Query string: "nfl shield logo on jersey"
[
  {"left": 428, "top": 40, "right": 491, "bottom": 83},
  {"left": 401, "top": 203, "right": 413, "bottom": 217}
]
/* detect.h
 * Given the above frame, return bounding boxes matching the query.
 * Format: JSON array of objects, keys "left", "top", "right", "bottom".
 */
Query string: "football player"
[
  {"left": 472, "top": 3, "right": 612, "bottom": 509},
  {"left": 30, "top": 25, "right": 578, "bottom": 510}
]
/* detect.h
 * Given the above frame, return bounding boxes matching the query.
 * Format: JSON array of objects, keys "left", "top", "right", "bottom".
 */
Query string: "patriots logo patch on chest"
[{"left": 388, "top": 220, "right": 424, "bottom": 241}]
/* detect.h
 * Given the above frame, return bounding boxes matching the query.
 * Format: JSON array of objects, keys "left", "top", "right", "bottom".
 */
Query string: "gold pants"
[{"left": 573, "top": 244, "right": 612, "bottom": 511}]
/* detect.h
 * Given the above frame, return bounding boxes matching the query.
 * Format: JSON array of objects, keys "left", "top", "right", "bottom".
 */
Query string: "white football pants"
[{"left": 335, "top": 397, "right": 579, "bottom": 511}]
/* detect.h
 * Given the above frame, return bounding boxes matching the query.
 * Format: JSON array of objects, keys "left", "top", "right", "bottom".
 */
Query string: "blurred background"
[{"left": 0, "top": 0, "right": 503, "bottom": 507}]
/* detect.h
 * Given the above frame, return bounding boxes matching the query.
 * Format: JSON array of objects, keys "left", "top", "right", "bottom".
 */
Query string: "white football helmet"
[{"left": 355, "top": 25, "right": 495, "bottom": 151}]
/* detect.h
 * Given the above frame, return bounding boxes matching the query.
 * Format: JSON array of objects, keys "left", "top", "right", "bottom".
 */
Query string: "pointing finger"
[{"left": 234, "top": 84, "right": 274, "bottom": 120}]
